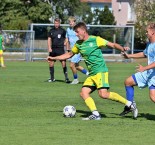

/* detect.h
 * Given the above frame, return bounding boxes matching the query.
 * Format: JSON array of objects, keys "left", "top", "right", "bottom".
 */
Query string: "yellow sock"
[
  {"left": 108, "top": 92, "right": 127, "bottom": 105},
  {"left": 85, "top": 97, "right": 97, "bottom": 112},
  {"left": 1, "top": 57, "right": 4, "bottom": 66}
]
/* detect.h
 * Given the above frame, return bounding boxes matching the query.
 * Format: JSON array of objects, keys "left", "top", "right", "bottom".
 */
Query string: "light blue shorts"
[
  {"left": 71, "top": 53, "right": 82, "bottom": 63},
  {"left": 134, "top": 71, "right": 155, "bottom": 88}
]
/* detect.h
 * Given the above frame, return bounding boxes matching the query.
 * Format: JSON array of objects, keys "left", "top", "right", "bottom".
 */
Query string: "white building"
[
  {"left": 81, "top": 0, "right": 136, "bottom": 25},
  {"left": 112, "top": 0, "right": 136, "bottom": 25}
]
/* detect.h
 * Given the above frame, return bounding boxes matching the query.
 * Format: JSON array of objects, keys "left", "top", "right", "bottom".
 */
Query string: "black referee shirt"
[{"left": 48, "top": 27, "right": 66, "bottom": 49}]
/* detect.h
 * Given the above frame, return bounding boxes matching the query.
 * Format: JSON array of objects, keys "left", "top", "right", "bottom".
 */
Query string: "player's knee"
[
  {"left": 75, "top": 63, "right": 79, "bottom": 68},
  {"left": 150, "top": 95, "right": 155, "bottom": 103},
  {"left": 124, "top": 77, "right": 133, "bottom": 86},
  {"left": 80, "top": 91, "right": 90, "bottom": 100},
  {"left": 80, "top": 91, "right": 84, "bottom": 99},
  {"left": 70, "top": 63, "right": 74, "bottom": 69},
  {"left": 99, "top": 92, "right": 109, "bottom": 99},
  {"left": 124, "top": 78, "right": 129, "bottom": 85},
  {"left": 49, "top": 63, "right": 54, "bottom": 67},
  {"left": 125, "top": 76, "right": 137, "bottom": 86}
]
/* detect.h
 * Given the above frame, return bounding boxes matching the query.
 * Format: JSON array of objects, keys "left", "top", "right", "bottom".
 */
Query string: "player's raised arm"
[
  {"left": 106, "top": 41, "right": 126, "bottom": 52},
  {"left": 47, "top": 51, "right": 74, "bottom": 62}
]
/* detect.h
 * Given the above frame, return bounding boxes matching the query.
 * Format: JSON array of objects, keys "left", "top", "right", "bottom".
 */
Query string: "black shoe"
[
  {"left": 119, "top": 102, "right": 138, "bottom": 119},
  {"left": 119, "top": 106, "right": 132, "bottom": 116},
  {"left": 65, "top": 79, "right": 71, "bottom": 83}
]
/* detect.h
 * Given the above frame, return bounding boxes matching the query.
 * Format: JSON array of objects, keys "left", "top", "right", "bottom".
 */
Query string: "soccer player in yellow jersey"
[
  {"left": 0, "top": 28, "right": 5, "bottom": 68},
  {"left": 47, "top": 22, "right": 138, "bottom": 120}
]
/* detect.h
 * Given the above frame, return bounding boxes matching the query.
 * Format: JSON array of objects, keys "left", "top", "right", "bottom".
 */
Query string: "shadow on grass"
[
  {"left": 140, "top": 113, "right": 155, "bottom": 121},
  {"left": 44, "top": 79, "right": 71, "bottom": 83},
  {"left": 109, "top": 112, "right": 155, "bottom": 121},
  {"left": 55, "top": 80, "right": 84, "bottom": 84},
  {"left": 47, "top": 110, "right": 62, "bottom": 113},
  {"left": 76, "top": 109, "right": 106, "bottom": 118},
  {"left": 48, "top": 110, "right": 106, "bottom": 118},
  {"left": 78, "top": 81, "right": 84, "bottom": 84},
  {"left": 44, "top": 79, "right": 84, "bottom": 84},
  {"left": 109, "top": 113, "right": 137, "bottom": 119}
]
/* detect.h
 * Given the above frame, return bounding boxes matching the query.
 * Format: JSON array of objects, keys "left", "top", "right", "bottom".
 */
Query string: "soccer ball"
[{"left": 63, "top": 105, "right": 76, "bottom": 117}]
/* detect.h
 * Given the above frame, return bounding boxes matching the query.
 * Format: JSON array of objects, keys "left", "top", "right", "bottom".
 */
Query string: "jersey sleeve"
[
  {"left": 143, "top": 48, "right": 147, "bottom": 57},
  {"left": 63, "top": 29, "right": 66, "bottom": 38},
  {"left": 47, "top": 29, "right": 52, "bottom": 38},
  {"left": 71, "top": 44, "right": 79, "bottom": 54},
  {"left": 66, "top": 28, "right": 69, "bottom": 38},
  {"left": 96, "top": 36, "right": 108, "bottom": 47},
  {"left": 143, "top": 43, "right": 149, "bottom": 57}
]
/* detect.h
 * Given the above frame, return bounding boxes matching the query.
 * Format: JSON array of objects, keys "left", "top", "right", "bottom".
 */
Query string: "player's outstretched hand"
[
  {"left": 121, "top": 51, "right": 129, "bottom": 59},
  {"left": 47, "top": 56, "right": 54, "bottom": 62},
  {"left": 123, "top": 47, "right": 130, "bottom": 51},
  {"left": 136, "top": 64, "right": 145, "bottom": 72}
]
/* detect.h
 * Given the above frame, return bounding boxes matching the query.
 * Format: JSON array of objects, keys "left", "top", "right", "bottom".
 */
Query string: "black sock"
[
  {"left": 49, "top": 67, "right": 54, "bottom": 80},
  {"left": 63, "top": 67, "right": 68, "bottom": 80}
]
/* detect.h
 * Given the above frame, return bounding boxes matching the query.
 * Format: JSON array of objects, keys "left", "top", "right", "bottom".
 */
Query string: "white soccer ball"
[{"left": 63, "top": 105, "right": 76, "bottom": 117}]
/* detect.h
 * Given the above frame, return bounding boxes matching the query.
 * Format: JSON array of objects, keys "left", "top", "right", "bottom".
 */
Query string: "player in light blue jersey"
[
  {"left": 120, "top": 22, "right": 155, "bottom": 118},
  {"left": 66, "top": 16, "right": 89, "bottom": 84}
]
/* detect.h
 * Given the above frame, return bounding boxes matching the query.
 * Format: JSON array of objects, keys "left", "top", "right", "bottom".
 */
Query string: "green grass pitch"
[{"left": 0, "top": 61, "right": 155, "bottom": 145}]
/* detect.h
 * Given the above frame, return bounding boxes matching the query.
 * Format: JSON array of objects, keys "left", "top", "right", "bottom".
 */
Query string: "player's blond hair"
[
  {"left": 68, "top": 16, "right": 76, "bottom": 22},
  {"left": 147, "top": 22, "right": 155, "bottom": 30}
]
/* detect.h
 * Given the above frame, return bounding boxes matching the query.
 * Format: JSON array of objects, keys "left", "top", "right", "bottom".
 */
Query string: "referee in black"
[{"left": 47, "top": 18, "right": 70, "bottom": 83}]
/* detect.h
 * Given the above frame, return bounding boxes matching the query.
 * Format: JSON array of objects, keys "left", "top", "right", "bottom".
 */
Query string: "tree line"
[
  {"left": 0, "top": 0, "right": 115, "bottom": 30},
  {"left": 1, "top": 0, "right": 155, "bottom": 46}
]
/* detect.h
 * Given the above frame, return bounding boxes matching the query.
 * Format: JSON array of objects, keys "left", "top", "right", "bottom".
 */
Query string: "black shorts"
[{"left": 49, "top": 49, "right": 65, "bottom": 57}]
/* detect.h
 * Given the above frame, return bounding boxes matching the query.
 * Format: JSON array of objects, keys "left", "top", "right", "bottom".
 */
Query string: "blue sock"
[
  {"left": 81, "top": 69, "right": 87, "bottom": 74},
  {"left": 73, "top": 74, "right": 78, "bottom": 79},
  {"left": 125, "top": 86, "right": 134, "bottom": 102}
]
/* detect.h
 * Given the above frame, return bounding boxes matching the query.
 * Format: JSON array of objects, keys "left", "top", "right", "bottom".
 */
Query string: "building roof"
[{"left": 80, "top": 0, "right": 111, "bottom": 3}]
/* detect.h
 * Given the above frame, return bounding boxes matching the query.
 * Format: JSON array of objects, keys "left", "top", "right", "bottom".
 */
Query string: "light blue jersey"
[
  {"left": 135, "top": 42, "right": 155, "bottom": 88},
  {"left": 143, "top": 43, "right": 155, "bottom": 75},
  {"left": 66, "top": 27, "right": 78, "bottom": 48},
  {"left": 66, "top": 27, "right": 82, "bottom": 63}
]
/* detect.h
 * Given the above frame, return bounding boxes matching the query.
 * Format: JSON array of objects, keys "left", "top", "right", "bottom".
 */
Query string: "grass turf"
[{"left": 0, "top": 61, "right": 155, "bottom": 145}]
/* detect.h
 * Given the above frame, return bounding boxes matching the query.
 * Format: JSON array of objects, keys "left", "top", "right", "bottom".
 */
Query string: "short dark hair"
[
  {"left": 73, "top": 22, "right": 88, "bottom": 32},
  {"left": 54, "top": 18, "right": 61, "bottom": 23}
]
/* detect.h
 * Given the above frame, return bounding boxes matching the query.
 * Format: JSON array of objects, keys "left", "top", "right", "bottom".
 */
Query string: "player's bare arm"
[
  {"left": 124, "top": 52, "right": 145, "bottom": 59},
  {"left": 47, "top": 51, "right": 74, "bottom": 62},
  {"left": 107, "top": 42, "right": 127, "bottom": 52},
  {"left": 64, "top": 38, "right": 68, "bottom": 46},
  {"left": 47, "top": 37, "right": 52, "bottom": 52},
  {"left": 136, "top": 62, "right": 155, "bottom": 72},
  {"left": 65, "top": 38, "right": 71, "bottom": 52}
]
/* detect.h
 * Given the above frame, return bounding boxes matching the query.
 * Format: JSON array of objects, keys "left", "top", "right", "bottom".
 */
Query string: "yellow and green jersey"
[
  {"left": 0, "top": 35, "right": 3, "bottom": 51},
  {"left": 72, "top": 35, "right": 108, "bottom": 76}
]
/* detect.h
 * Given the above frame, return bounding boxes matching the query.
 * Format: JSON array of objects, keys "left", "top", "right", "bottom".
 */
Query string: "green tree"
[
  {"left": 0, "top": 0, "right": 52, "bottom": 29},
  {"left": 49, "top": 0, "right": 93, "bottom": 23},
  {"left": 0, "top": 0, "right": 27, "bottom": 29},
  {"left": 93, "top": 9, "right": 101, "bottom": 25},
  {"left": 134, "top": 0, "right": 155, "bottom": 42},
  {"left": 27, "top": 1, "right": 52, "bottom": 23},
  {"left": 88, "top": 6, "right": 115, "bottom": 25},
  {"left": 98, "top": 5, "right": 116, "bottom": 25}
]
